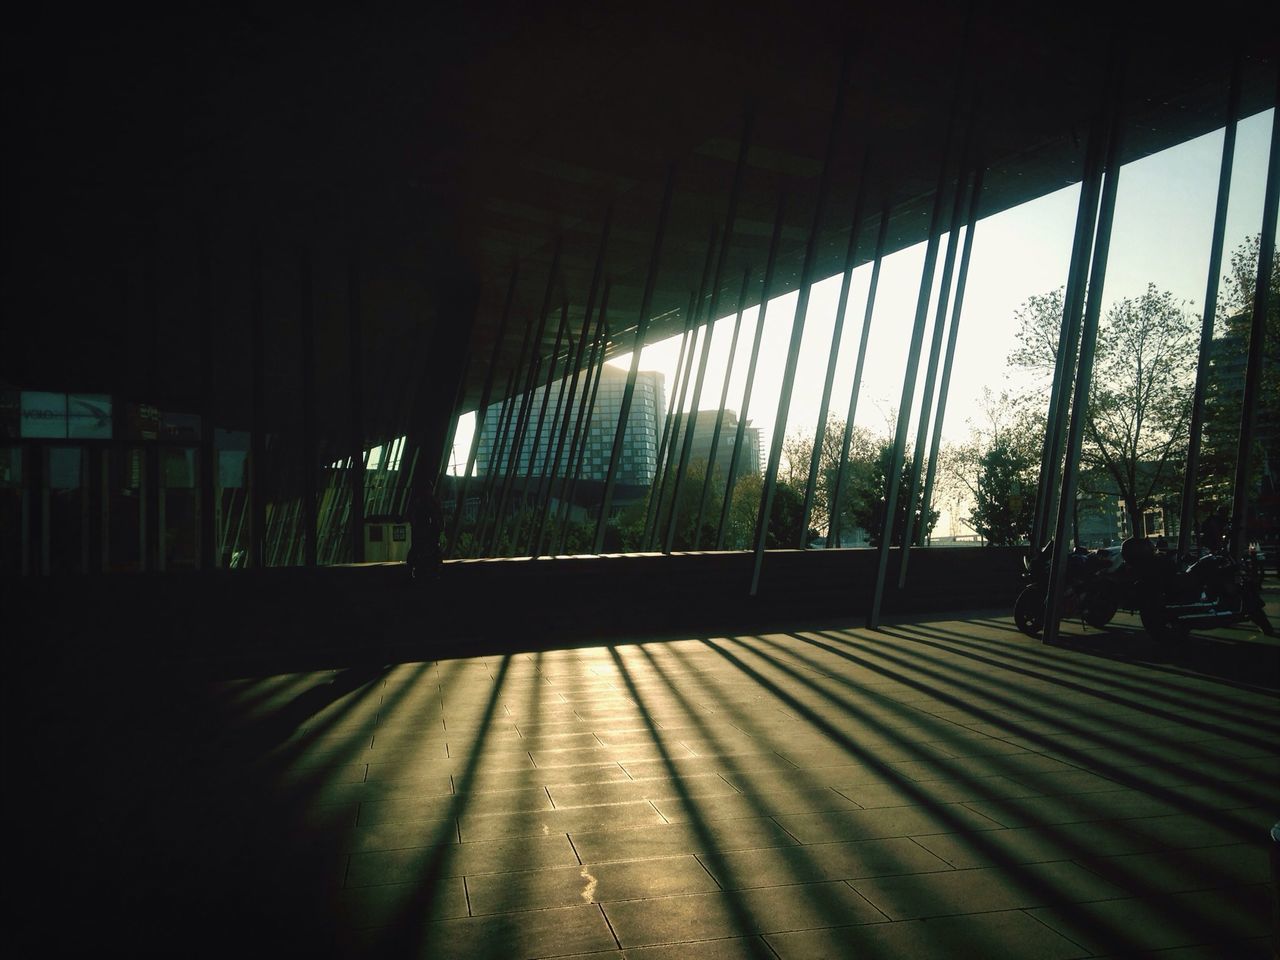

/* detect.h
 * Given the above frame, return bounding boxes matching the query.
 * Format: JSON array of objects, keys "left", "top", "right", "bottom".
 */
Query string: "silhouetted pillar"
[
  {"left": 920, "top": 162, "right": 985, "bottom": 534},
  {"left": 716, "top": 192, "right": 788, "bottom": 550},
  {"left": 595, "top": 165, "right": 675, "bottom": 552},
  {"left": 1229, "top": 65, "right": 1280, "bottom": 560},
  {"left": 828, "top": 207, "right": 890, "bottom": 549},
  {"left": 802, "top": 144, "right": 870, "bottom": 545},
  {"left": 695, "top": 265, "right": 753, "bottom": 546},
  {"left": 750, "top": 54, "right": 849, "bottom": 595},
  {"left": 347, "top": 249, "right": 366, "bottom": 562},
  {"left": 1043, "top": 52, "right": 1127, "bottom": 645}
]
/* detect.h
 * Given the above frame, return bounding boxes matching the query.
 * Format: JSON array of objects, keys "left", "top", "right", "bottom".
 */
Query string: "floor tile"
[{"left": 601, "top": 881, "right": 886, "bottom": 946}]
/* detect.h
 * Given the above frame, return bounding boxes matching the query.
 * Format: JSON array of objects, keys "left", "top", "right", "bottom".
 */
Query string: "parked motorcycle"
[
  {"left": 1014, "top": 539, "right": 1109, "bottom": 637},
  {"left": 1128, "top": 536, "right": 1274, "bottom": 641}
]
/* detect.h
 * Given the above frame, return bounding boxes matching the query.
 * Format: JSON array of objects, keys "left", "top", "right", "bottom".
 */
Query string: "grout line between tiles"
[{"left": 597, "top": 902, "right": 622, "bottom": 951}]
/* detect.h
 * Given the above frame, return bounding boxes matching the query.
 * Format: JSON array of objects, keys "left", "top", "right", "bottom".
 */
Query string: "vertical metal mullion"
[
  {"left": 868, "top": 89, "right": 964, "bottom": 625},
  {"left": 920, "top": 161, "right": 985, "bottom": 535},
  {"left": 557, "top": 286, "right": 611, "bottom": 552},
  {"left": 643, "top": 312, "right": 694, "bottom": 548},
  {"left": 1044, "top": 52, "right": 1127, "bottom": 645},
  {"left": 750, "top": 55, "right": 849, "bottom": 595},
  {"left": 662, "top": 226, "right": 722, "bottom": 553},
  {"left": 828, "top": 207, "right": 890, "bottom": 549},
  {"left": 594, "top": 165, "right": 676, "bottom": 552},
  {"left": 492, "top": 242, "right": 561, "bottom": 552},
  {"left": 1229, "top": 65, "right": 1280, "bottom": 560},
  {"left": 649, "top": 302, "right": 701, "bottom": 549},
  {"left": 536, "top": 211, "right": 612, "bottom": 556},
  {"left": 199, "top": 228, "right": 216, "bottom": 571},
  {"left": 521, "top": 300, "right": 572, "bottom": 552},
  {"left": 299, "top": 246, "right": 318, "bottom": 568},
  {"left": 491, "top": 353, "right": 542, "bottom": 552},
  {"left": 667, "top": 106, "right": 754, "bottom": 552},
  {"left": 347, "top": 248, "right": 366, "bottom": 563},
  {"left": 1032, "top": 102, "right": 1109, "bottom": 552},
  {"left": 447, "top": 266, "right": 517, "bottom": 557},
  {"left": 695, "top": 265, "right": 753, "bottom": 546},
  {"left": 716, "top": 192, "right": 788, "bottom": 549},
  {"left": 473, "top": 341, "right": 528, "bottom": 553},
  {"left": 1179, "top": 59, "right": 1242, "bottom": 555},
  {"left": 801, "top": 145, "right": 870, "bottom": 545},
  {"left": 899, "top": 122, "right": 978, "bottom": 582}
]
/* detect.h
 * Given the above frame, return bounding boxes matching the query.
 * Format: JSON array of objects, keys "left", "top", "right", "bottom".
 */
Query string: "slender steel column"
[
  {"left": 750, "top": 55, "right": 850, "bottom": 595},
  {"left": 594, "top": 165, "right": 676, "bottom": 552},
  {"left": 198, "top": 228, "right": 216, "bottom": 571},
  {"left": 1179, "top": 60, "right": 1242, "bottom": 554},
  {"left": 544, "top": 331, "right": 601, "bottom": 554},
  {"left": 695, "top": 265, "right": 753, "bottom": 546},
  {"left": 517, "top": 297, "right": 571, "bottom": 546},
  {"left": 899, "top": 125, "right": 977, "bottom": 583},
  {"left": 868, "top": 99, "right": 962, "bottom": 625},
  {"left": 478, "top": 310, "right": 537, "bottom": 544},
  {"left": 526, "top": 318, "right": 573, "bottom": 554},
  {"left": 1032, "top": 103, "right": 1109, "bottom": 552},
  {"left": 665, "top": 108, "right": 754, "bottom": 552},
  {"left": 920, "top": 161, "right": 985, "bottom": 534},
  {"left": 558, "top": 284, "right": 611, "bottom": 553},
  {"left": 1043, "top": 53, "right": 1127, "bottom": 645},
  {"left": 347, "top": 248, "right": 366, "bottom": 563},
  {"left": 470, "top": 365, "right": 520, "bottom": 555},
  {"left": 645, "top": 297, "right": 699, "bottom": 549},
  {"left": 299, "top": 246, "right": 318, "bottom": 567},
  {"left": 249, "top": 235, "right": 266, "bottom": 568},
  {"left": 492, "top": 241, "right": 561, "bottom": 552},
  {"left": 490, "top": 353, "right": 542, "bottom": 553},
  {"left": 716, "top": 192, "right": 788, "bottom": 549},
  {"left": 535, "top": 210, "right": 612, "bottom": 556},
  {"left": 1229, "top": 65, "right": 1280, "bottom": 560},
  {"left": 445, "top": 266, "right": 517, "bottom": 557},
  {"left": 828, "top": 206, "right": 890, "bottom": 548},
  {"left": 663, "top": 226, "right": 721, "bottom": 553},
  {"left": 801, "top": 145, "right": 870, "bottom": 545}
]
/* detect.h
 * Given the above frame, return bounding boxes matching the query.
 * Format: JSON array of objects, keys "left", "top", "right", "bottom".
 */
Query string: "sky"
[{"left": 448, "top": 108, "right": 1276, "bottom": 504}]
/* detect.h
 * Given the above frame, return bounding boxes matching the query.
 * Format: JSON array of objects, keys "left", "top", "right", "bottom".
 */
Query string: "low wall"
[{"left": 9, "top": 546, "right": 1025, "bottom": 675}]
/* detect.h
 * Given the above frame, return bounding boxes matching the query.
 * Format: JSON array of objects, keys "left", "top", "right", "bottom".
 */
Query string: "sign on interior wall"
[
  {"left": 161, "top": 412, "right": 202, "bottom": 443},
  {"left": 67, "top": 393, "right": 113, "bottom": 439},
  {"left": 125, "top": 402, "right": 160, "bottom": 442},
  {"left": 20, "top": 391, "right": 68, "bottom": 438}
]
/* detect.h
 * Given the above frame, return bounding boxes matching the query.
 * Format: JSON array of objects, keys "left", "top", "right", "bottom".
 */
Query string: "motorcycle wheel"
[
  {"left": 1081, "top": 582, "right": 1119, "bottom": 629},
  {"left": 1014, "top": 585, "right": 1045, "bottom": 637}
]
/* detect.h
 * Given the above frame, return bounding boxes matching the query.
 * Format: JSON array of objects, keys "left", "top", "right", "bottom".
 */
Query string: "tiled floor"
[{"left": 17, "top": 606, "right": 1279, "bottom": 957}]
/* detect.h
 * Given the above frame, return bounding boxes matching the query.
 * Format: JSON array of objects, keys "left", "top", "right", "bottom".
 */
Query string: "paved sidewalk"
[{"left": 15, "top": 609, "right": 1278, "bottom": 957}]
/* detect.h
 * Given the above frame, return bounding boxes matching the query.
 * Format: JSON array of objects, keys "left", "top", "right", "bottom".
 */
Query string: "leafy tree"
[
  {"left": 780, "top": 415, "right": 939, "bottom": 546},
  {"left": 952, "top": 389, "right": 1042, "bottom": 545},
  {"left": 1008, "top": 283, "right": 1196, "bottom": 536}
]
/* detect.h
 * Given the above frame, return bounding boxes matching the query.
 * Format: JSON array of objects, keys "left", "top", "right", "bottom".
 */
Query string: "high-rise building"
[
  {"left": 667, "top": 409, "right": 763, "bottom": 481},
  {"left": 475, "top": 366, "right": 666, "bottom": 486}
]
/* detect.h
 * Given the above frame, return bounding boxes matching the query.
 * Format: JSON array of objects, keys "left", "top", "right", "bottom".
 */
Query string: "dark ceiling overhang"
[{"left": 4, "top": 4, "right": 1277, "bottom": 442}]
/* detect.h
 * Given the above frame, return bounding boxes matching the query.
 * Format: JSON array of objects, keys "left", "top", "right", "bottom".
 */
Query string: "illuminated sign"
[
  {"left": 68, "top": 393, "right": 113, "bottom": 439},
  {"left": 20, "top": 391, "right": 67, "bottom": 438}
]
